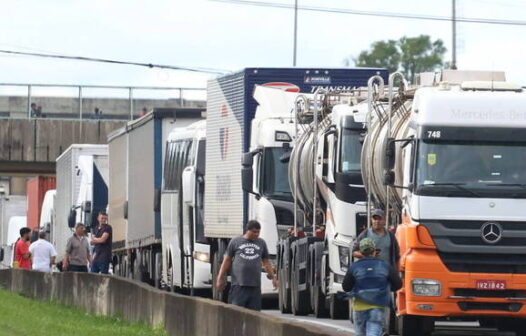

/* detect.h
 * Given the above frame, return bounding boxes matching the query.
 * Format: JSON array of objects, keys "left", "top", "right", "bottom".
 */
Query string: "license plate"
[{"left": 476, "top": 280, "right": 506, "bottom": 290}]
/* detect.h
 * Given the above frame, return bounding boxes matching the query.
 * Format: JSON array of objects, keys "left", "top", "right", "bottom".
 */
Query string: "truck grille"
[
  {"left": 420, "top": 220, "right": 526, "bottom": 274},
  {"left": 454, "top": 288, "right": 526, "bottom": 299},
  {"left": 438, "top": 252, "right": 526, "bottom": 274},
  {"left": 458, "top": 302, "right": 522, "bottom": 312}
]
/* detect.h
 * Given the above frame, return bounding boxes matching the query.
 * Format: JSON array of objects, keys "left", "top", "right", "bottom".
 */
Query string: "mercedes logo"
[{"left": 481, "top": 222, "right": 503, "bottom": 244}]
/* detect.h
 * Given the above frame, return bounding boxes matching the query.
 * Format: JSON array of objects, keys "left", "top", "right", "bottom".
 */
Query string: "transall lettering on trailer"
[{"left": 310, "top": 85, "right": 357, "bottom": 93}]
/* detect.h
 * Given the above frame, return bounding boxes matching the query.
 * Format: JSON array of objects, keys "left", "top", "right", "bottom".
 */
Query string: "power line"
[
  {"left": 0, "top": 49, "right": 229, "bottom": 74},
  {"left": 210, "top": 0, "right": 526, "bottom": 26}
]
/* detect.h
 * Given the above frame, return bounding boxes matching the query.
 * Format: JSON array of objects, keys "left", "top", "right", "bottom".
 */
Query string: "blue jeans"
[
  {"left": 91, "top": 261, "right": 110, "bottom": 274},
  {"left": 354, "top": 308, "right": 385, "bottom": 336}
]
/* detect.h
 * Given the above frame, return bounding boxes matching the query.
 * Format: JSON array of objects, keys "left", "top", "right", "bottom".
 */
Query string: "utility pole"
[
  {"left": 452, "top": 0, "right": 457, "bottom": 69},
  {"left": 293, "top": 0, "right": 298, "bottom": 66}
]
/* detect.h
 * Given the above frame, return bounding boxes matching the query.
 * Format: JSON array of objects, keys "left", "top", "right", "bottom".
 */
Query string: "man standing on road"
[
  {"left": 29, "top": 231, "right": 57, "bottom": 272},
  {"left": 216, "top": 220, "right": 278, "bottom": 311},
  {"left": 63, "top": 223, "right": 91, "bottom": 272},
  {"left": 352, "top": 209, "right": 400, "bottom": 268},
  {"left": 90, "top": 212, "right": 112, "bottom": 274},
  {"left": 14, "top": 228, "right": 32, "bottom": 269},
  {"left": 343, "top": 238, "right": 402, "bottom": 336}
]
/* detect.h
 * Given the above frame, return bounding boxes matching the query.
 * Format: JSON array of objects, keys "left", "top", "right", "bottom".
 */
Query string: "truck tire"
[
  {"left": 211, "top": 250, "right": 229, "bottom": 303},
  {"left": 154, "top": 252, "right": 162, "bottom": 289},
  {"left": 388, "top": 307, "right": 399, "bottom": 335},
  {"left": 312, "top": 285, "right": 329, "bottom": 318},
  {"left": 291, "top": 250, "right": 310, "bottom": 316},
  {"left": 397, "top": 315, "right": 433, "bottom": 336},
  {"left": 310, "top": 243, "right": 328, "bottom": 318},
  {"left": 329, "top": 294, "right": 348, "bottom": 319},
  {"left": 278, "top": 264, "right": 291, "bottom": 313}
]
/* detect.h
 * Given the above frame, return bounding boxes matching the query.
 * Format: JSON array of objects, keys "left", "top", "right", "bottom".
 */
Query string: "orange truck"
[{"left": 363, "top": 71, "right": 526, "bottom": 335}]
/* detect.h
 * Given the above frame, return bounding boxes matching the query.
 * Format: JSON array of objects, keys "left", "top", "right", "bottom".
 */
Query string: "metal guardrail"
[{"left": 0, "top": 83, "right": 206, "bottom": 121}]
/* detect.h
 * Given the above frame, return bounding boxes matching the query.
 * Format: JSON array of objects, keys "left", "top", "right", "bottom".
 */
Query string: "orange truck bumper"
[{"left": 398, "top": 248, "right": 526, "bottom": 318}]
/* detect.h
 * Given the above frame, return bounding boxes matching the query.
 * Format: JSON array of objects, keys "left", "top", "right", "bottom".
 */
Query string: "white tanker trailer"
[{"left": 277, "top": 87, "right": 379, "bottom": 319}]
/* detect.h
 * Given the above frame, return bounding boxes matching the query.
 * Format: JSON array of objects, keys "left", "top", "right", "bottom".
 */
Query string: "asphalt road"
[{"left": 263, "top": 310, "right": 515, "bottom": 336}]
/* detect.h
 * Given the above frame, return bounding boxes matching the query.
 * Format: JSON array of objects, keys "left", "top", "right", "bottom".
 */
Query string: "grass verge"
[{"left": 0, "top": 288, "right": 167, "bottom": 336}]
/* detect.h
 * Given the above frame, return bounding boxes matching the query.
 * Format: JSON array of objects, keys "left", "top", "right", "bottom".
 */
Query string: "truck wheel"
[
  {"left": 329, "top": 294, "right": 348, "bottom": 319},
  {"left": 397, "top": 315, "right": 433, "bottom": 336},
  {"left": 211, "top": 251, "right": 229, "bottom": 303},
  {"left": 154, "top": 252, "right": 162, "bottom": 289},
  {"left": 291, "top": 252, "right": 310, "bottom": 316},
  {"left": 312, "top": 285, "right": 329, "bottom": 318},
  {"left": 278, "top": 264, "right": 291, "bottom": 313},
  {"left": 388, "top": 307, "right": 399, "bottom": 335}
]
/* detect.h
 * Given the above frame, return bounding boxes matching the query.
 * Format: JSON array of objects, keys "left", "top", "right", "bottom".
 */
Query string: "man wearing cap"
[
  {"left": 352, "top": 209, "right": 400, "bottom": 268},
  {"left": 343, "top": 238, "right": 402, "bottom": 336}
]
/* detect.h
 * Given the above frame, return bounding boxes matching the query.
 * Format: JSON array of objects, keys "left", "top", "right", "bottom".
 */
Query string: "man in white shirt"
[{"left": 29, "top": 231, "right": 58, "bottom": 272}]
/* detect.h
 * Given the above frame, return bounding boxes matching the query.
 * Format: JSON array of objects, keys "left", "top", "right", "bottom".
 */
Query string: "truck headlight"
[
  {"left": 412, "top": 278, "right": 441, "bottom": 297},
  {"left": 338, "top": 246, "right": 350, "bottom": 272},
  {"left": 193, "top": 252, "right": 210, "bottom": 263}
]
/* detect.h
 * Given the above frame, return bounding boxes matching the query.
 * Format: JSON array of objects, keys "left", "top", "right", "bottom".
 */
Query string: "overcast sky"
[{"left": 0, "top": 0, "right": 524, "bottom": 99}]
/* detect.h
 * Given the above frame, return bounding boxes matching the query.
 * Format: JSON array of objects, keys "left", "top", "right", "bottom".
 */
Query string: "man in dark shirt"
[
  {"left": 216, "top": 220, "right": 277, "bottom": 311},
  {"left": 90, "top": 211, "right": 112, "bottom": 274}
]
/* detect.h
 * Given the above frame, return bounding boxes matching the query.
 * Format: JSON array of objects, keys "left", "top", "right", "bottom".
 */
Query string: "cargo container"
[
  {"left": 108, "top": 108, "right": 204, "bottom": 284},
  {"left": 26, "top": 176, "right": 56, "bottom": 232},
  {"left": 54, "top": 145, "right": 108, "bottom": 261}
]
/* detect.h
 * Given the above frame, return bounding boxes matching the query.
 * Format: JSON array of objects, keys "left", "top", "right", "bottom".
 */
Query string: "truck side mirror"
[
  {"left": 154, "top": 188, "right": 161, "bottom": 212},
  {"left": 0, "top": 248, "right": 4, "bottom": 262},
  {"left": 241, "top": 151, "right": 256, "bottom": 194},
  {"left": 385, "top": 138, "right": 396, "bottom": 170},
  {"left": 68, "top": 209, "right": 76, "bottom": 228},
  {"left": 241, "top": 168, "right": 254, "bottom": 195},
  {"left": 182, "top": 166, "right": 196, "bottom": 205}
]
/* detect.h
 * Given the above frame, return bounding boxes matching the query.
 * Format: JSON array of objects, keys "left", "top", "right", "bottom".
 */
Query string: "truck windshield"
[
  {"left": 340, "top": 129, "right": 362, "bottom": 173},
  {"left": 416, "top": 141, "right": 526, "bottom": 198},
  {"left": 261, "top": 147, "right": 292, "bottom": 201}
]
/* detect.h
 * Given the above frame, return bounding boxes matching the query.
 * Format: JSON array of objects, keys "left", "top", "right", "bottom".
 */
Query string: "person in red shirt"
[{"left": 15, "top": 228, "right": 32, "bottom": 269}]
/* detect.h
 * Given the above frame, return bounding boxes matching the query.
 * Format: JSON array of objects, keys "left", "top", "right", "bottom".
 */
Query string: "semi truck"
[
  {"left": 0, "top": 195, "right": 27, "bottom": 268},
  {"left": 363, "top": 70, "right": 526, "bottom": 335},
  {"left": 206, "top": 67, "right": 387, "bottom": 301},
  {"left": 273, "top": 83, "right": 385, "bottom": 319},
  {"left": 160, "top": 120, "right": 207, "bottom": 293},
  {"left": 54, "top": 144, "right": 109, "bottom": 261},
  {"left": 108, "top": 109, "right": 203, "bottom": 285}
]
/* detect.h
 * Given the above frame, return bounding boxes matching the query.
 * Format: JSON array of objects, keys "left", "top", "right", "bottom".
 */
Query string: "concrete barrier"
[{"left": 0, "top": 269, "right": 348, "bottom": 336}]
